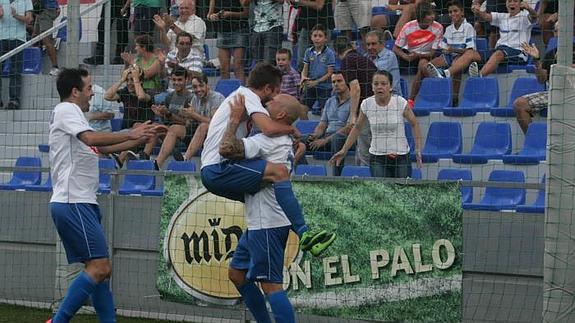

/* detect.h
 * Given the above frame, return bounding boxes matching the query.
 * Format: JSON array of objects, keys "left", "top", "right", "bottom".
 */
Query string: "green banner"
[{"left": 158, "top": 175, "right": 462, "bottom": 322}]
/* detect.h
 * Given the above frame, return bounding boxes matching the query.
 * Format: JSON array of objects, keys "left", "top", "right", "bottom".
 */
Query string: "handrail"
[{"left": 0, "top": 0, "right": 111, "bottom": 64}]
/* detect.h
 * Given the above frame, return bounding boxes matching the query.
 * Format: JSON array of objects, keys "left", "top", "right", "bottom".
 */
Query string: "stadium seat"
[
  {"left": 111, "top": 118, "right": 123, "bottom": 132},
  {"left": 404, "top": 122, "right": 415, "bottom": 155},
  {"left": 475, "top": 37, "right": 490, "bottom": 63},
  {"left": 295, "top": 165, "right": 327, "bottom": 176},
  {"left": 98, "top": 158, "right": 116, "bottom": 194},
  {"left": 2, "top": 58, "right": 11, "bottom": 76},
  {"left": 437, "top": 169, "right": 473, "bottom": 204},
  {"left": 119, "top": 160, "right": 157, "bottom": 195},
  {"left": 410, "top": 168, "right": 422, "bottom": 180},
  {"left": 0, "top": 156, "right": 42, "bottom": 190},
  {"left": 296, "top": 120, "right": 319, "bottom": 136},
  {"left": 444, "top": 77, "right": 499, "bottom": 116},
  {"left": 25, "top": 173, "right": 52, "bottom": 192},
  {"left": 166, "top": 160, "right": 196, "bottom": 172},
  {"left": 413, "top": 78, "right": 452, "bottom": 116},
  {"left": 202, "top": 44, "right": 220, "bottom": 77},
  {"left": 400, "top": 78, "right": 408, "bottom": 99},
  {"left": 490, "top": 77, "right": 546, "bottom": 117},
  {"left": 22, "top": 48, "right": 42, "bottom": 74},
  {"left": 56, "top": 16, "right": 83, "bottom": 42},
  {"left": 385, "top": 39, "right": 394, "bottom": 50},
  {"left": 463, "top": 170, "right": 525, "bottom": 211},
  {"left": 452, "top": 122, "right": 512, "bottom": 164},
  {"left": 502, "top": 122, "right": 547, "bottom": 165},
  {"left": 340, "top": 166, "right": 371, "bottom": 177},
  {"left": 516, "top": 176, "right": 545, "bottom": 214},
  {"left": 420, "top": 122, "right": 463, "bottom": 163},
  {"left": 38, "top": 144, "right": 50, "bottom": 153},
  {"left": 215, "top": 79, "right": 241, "bottom": 97}
]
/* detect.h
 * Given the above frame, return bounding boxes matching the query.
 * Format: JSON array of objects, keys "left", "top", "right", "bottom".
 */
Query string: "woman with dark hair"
[
  {"left": 121, "top": 34, "right": 164, "bottom": 93},
  {"left": 331, "top": 70, "right": 423, "bottom": 178}
]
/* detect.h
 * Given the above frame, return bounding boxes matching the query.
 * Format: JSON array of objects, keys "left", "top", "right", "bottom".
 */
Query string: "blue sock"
[
  {"left": 274, "top": 181, "right": 308, "bottom": 237},
  {"left": 91, "top": 279, "right": 116, "bottom": 323},
  {"left": 53, "top": 271, "right": 97, "bottom": 323},
  {"left": 237, "top": 282, "right": 272, "bottom": 323},
  {"left": 267, "top": 290, "right": 295, "bottom": 323}
]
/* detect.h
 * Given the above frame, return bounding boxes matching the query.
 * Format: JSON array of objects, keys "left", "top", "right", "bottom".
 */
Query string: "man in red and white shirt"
[{"left": 393, "top": 1, "right": 443, "bottom": 106}]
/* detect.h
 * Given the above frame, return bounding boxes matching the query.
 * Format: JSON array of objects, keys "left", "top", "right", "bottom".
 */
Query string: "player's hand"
[
  {"left": 128, "top": 121, "right": 157, "bottom": 140},
  {"left": 329, "top": 150, "right": 346, "bottom": 166},
  {"left": 152, "top": 124, "right": 169, "bottom": 135},
  {"left": 520, "top": 42, "right": 539, "bottom": 59},
  {"left": 229, "top": 94, "right": 247, "bottom": 123}
]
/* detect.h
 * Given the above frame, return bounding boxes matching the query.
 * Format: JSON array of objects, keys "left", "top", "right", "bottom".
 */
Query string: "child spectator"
[
  {"left": 301, "top": 24, "right": 335, "bottom": 115},
  {"left": 393, "top": 1, "right": 443, "bottom": 107},
  {"left": 470, "top": 0, "right": 537, "bottom": 77},
  {"left": 425, "top": 0, "right": 482, "bottom": 106},
  {"left": 276, "top": 48, "right": 300, "bottom": 98}
]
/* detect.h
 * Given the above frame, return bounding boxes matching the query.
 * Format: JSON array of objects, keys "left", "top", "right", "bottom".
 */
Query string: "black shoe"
[
  {"left": 172, "top": 150, "right": 184, "bottom": 161},
  {"left": 83, "top": 56, "right": 103, "bottom": 65},
  {"left": 153, "top": 160, "right": 160, "bottom": 171},
  {"left": 6, "top": 100, "right": 20, "bottom": 110},
  {"left": 111, "top": 57, "right": 124, "bottom": 65}
]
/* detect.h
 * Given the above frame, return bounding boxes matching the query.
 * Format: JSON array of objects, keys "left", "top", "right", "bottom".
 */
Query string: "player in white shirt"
[
  {"left": 425, "top": 0, "right": 482, "bottom": 105},
  {"left": 221, "top": 94, "right": 335, "bottom": 323},
  {"left": 47, "top": 68, "right": 164, "bottom": 323},
  {"left": 471, "top": 0, "right": 537, "bottom": 77}
]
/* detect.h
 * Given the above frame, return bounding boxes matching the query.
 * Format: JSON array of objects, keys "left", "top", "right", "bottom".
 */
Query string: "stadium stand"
[
  {"left": 0, "top": 156, "right": 42, "bottom": 190},
  {"left": 462, "top": 170, "right": 526, "bottom": 211}
]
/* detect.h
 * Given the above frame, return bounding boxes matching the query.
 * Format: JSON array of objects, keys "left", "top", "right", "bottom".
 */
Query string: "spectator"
[
  {"left": 330, "top": 70, "right": 423, "bottom": 178},
  {"left": 470, "top": 0, "right": 537, "bottom": 78},
  {"left": 121, "top": 35, "right": 164, "bottom": 94},
  {"left": 177, "top": 73, "right": 225, "bottom": 161},
  {"left": 473, "top": 0, "right": 509, "bottom": 49},
  {"left": 154, "top": 0, "right": 206, "bottom": 58},
  {"left": 425, "top": 0, "right": 482, "bottom": 106},
  {"left": 0, "top": 0, "right": 32, "bottom": 110},
  {"left": 207, "top": 0, "right": 249, "bottom": 82},
  {"left": 33, "top": 0, "right": 60, "bottom": 75},
  {"left": 333, "top": 36, "right": 378, "bottom": 167},
  {"left": 388, "top": 0, "right": 427, "bottom": 39},
  {"left": 305, "top": 72, "right": 351, "bottom": 176},
  {"left": 393, "top": 1, "right": 443, "bottom": 107},
  {"left": 301, "top": 24, "right": 335, "bottom": 115},
  {"left": 86, "top": 84, "right": 116, "bottom": 132},
  {"left": 241, "top": 0, "right": 283, "bottom": 64},
  {"left": 334, "top": 0, "right": 371, "bottom": 45},
  {"left": 276, "top": 48, "right": 301, "bottom": 98},
  {"left": 132, "top": 0, "right": 164, "bottom": 37},
  {"left": 538, "top": 0, "right": 558, "bottom": 46},
  {"left": 83, "top": 0, "right": 129, "bottom": 65},
  {"left": 364, "top": 30, "right": 402, "bottom": 96},
  {"left": 161, "top": 32, "right": 203, "bottom": 76},
  {"left": 287, "top": 0, "right": 333, "bottom": 70}
]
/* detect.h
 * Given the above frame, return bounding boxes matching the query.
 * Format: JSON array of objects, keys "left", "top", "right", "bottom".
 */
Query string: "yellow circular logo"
[{"left": 164, "top": 190, "right": 299, "bottom": 305}]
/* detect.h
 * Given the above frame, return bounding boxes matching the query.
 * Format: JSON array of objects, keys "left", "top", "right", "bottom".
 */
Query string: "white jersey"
[
  {"left": 491, "top": 11, "right": 533, "bottom": 51},
  {"left": 441, "top": 19, "right": 476, "bottom": 51},
  {"left": 49, "top": 102, "right": 99, "bottom": 204},
  {"left": 201, "top": 87, "right": 269, "bottom": 168},
  {"left": 242, "top": 134, "right": 293, "bottom": 230}
]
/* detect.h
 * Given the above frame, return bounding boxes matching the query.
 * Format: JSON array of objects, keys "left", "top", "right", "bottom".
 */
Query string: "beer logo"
[{"left": 164, "top": 190, "right": 299, "bottom": 305}]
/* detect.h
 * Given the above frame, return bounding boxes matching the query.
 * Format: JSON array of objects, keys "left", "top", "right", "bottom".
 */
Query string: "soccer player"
[
  {"left": 221, "top": 93, "right": 334, "bottom": 323},
  {"left": 201, "top": 63, "right": 332, "bottom": 254},
  {"left": 47, "top": 68, "right": 164, "bottom": 323}
]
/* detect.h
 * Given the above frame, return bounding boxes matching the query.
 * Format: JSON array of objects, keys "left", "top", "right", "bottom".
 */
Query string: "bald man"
[
  {"left": 220, "top": 94, "right": 315, "bottom": 323},
  {"left": 154, "top": 0, "right": 206, "bottom": 57}
]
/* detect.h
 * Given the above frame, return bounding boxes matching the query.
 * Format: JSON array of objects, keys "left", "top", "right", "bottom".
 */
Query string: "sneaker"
[
  {"left": 6, "top": 100, "right": 20, "bottom": 110},
  {"left": 407, "top": 98, "right": 415, "bottom": 109},
  {"left": 426, "top": 62, "right": 445, "bottom": 78},
  {"left": 49, "top": 67, "right": 60, "bottom": 76},
  {"left": 83, "top": 56, "right": 104, "bottom": 65},
  {"left": 54, "top": 38, "right": 61, "bottom": 50},
  {"left": 172, "top": 150, "right": 184, "bottom": 161},
  {"left": 300, "top": 230, "right": 330, "bottom": 251},
  {"left": 309, "top": 232, "right": 337, "bottom": 257},
  {"left": 469, "top": 61, "right": 480, "bottom": 78},
  {"left": 110, "top": 153, "right": 123, "bottom": 169},
  {"left": 153, "top": 159, "right": 160, "bottom": 171}
]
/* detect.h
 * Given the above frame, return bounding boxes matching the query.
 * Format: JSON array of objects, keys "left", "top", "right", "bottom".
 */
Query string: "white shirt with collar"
[{"left": 167, "top": 15, "right": 206, "bottom": 58}]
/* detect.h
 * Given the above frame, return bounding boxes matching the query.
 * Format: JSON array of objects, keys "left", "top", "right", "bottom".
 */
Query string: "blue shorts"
[
  {"left": 230, "top": 226, "right": 290, "bottom": 283},
  {"left": 201, "top": 159, "right": 267, "bottom": 202},
  {"left": 50, "top": 202, "right": 109, "bottom": 264},
  {"left": 495, "top": 45, "right": 527, "bottom": 65},
  {"left": 441, "top": 53, "right": 459, "bottom": 66}
]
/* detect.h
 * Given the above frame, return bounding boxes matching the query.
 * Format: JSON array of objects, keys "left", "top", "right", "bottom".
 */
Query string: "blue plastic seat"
[
  {"left": 452, "top": 122, "right": 512, "bottom": 164},
  {"left": 502, "top": 122, "right": 547, "bottom": 165},
  {"left": 166, "top": 160, "right": 196, "bottom": 172},
  {"left": 56, "top": 16, "right": 83, "bottom": 42},
  {"left": 404, "top": 122, "right": 415, "bottom": 155},
  {"left": 444, "top": 77, "right": 499, "bottom": 116},
  {"left": 437, "top": 169, "right": 473, "bottom": 203},
  {"left": 25, "top": 173, "right": 52, "bottom": 192},
  {"left": 0, "top": 157, "right": 42, "bottom": 190},
  {"left": 2, "top": 59, "right": 11, "bottom": 76},
  {"left": 475, "top": 37, "right": 490, "bottom": 63},
  {"left": 111, "top": 118, "right": 123, "bottom": 132},
  {"left": 399, "top": 78, "right": 408, "bottom": 99},
  {"left": 294, "top": 165, "right": 327, "bottom": 176},
  {"left": 98, "top": 158, "right": 116, "bottom": 194},
  {"left": 420, "top": 122, "right": 462, "bottom": 163},
  {"left": 516, "top": 176, "right": 545, "bottom": 214},
  {"left": 413, "top": 78, "right": 452, "bottom": 116},
  {"left": 38, "top": 144, "right": 50, "bottom": 153},
  {"left": 215, "top": 79, "right": 241, "bottom": 98},
  {"left": 340, "top": 166, "right": 371, "bottom": 177},
  {"left": 295, "top": 120, "right": 319, "bottom": 136},
  {"left": 22, "top": 48, "right": 42, "bottom": 74},
  {"left": 490, "top": 77, "right": 546, "bottom": 117},
  {"left": 119, "top": 160, "right": 156, "bottom": 195},
  {"left": 462, "top": 170, "right": 525, "bottom": 211},
  {"left": 411, "top": 168, "right": 422, "bottom": 180}
]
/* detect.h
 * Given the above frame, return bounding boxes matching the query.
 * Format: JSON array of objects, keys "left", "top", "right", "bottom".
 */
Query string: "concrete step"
[
  {"left": 0, "top": 133, "right": 48, "bottom": 146},
  {"left": 21, "top": 74, "right": 59, "bottom": 99},
  {"left": 20, "top": 97, "right": 60, "bottom": 111},
  {"left": 0, "top": 121, "right": 49, "bottom": 134},
  {"left": 0, "top": 110, "right": 53, "bottom": 122}
]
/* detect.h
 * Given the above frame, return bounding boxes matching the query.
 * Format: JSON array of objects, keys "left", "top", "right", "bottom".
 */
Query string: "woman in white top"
[{"left": 331, "top": 70, "right": 423, "bottom": 178}]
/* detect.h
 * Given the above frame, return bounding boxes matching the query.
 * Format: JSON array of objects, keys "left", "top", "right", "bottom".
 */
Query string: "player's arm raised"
[
  {"left": 220, "top": 95, "right": 248, "bottom": 160},
  {"left": 78, "top": 121, "right": 160, "bottom": 147}
]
